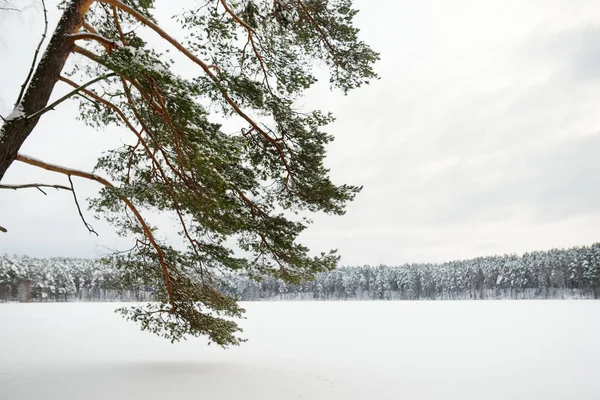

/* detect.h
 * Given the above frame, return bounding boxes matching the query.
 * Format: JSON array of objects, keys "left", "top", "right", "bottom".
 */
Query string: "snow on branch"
[
  {"left": 0, "top": 182, "right": 72, "bottom": 195},
  {"left": 68, "top": 32, "right": 119, "bottom": 51}
]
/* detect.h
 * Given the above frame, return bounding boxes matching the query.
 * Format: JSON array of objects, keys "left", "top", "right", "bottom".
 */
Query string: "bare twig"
[
  {"left": 15, "top": 0, "right": 48, "bottom": 107},
  {"left": 0, "top": 183, "right": 71, "bottom": 192},
  {"left": 67, "top": 175, "right": 98, "bottom": 236}
]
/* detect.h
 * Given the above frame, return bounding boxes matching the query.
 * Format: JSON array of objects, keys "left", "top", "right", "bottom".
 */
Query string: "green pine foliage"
[{"left": 56, "top": 0, "right": 379, "bottom": 345}]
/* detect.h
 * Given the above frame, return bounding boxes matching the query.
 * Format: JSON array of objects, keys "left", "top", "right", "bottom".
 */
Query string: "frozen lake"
[{"left": 1, "top": 301, "right": 599, "bottom": 399}]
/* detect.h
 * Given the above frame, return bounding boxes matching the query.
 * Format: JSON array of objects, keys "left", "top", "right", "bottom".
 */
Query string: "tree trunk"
[{"left": 0, "top": 0, "right": 94, "bottom": 181}]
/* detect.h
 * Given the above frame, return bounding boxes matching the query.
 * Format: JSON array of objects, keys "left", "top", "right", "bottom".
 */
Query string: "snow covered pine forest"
[{"left": 2, "top": 242, "right": 600, "bottom": 302}]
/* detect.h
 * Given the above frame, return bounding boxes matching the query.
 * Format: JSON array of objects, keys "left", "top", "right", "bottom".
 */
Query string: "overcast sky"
[{"left": 1, "top": 0, "right": 600, "bottom": 265}]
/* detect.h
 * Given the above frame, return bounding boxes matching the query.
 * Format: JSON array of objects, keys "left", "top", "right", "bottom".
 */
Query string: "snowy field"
[{"left": 1, "top": 301, "right": 599, "bottom": 400}]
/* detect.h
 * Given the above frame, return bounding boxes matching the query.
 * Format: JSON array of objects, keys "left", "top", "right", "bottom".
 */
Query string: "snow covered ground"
[{"left": 1, "top": 301, "right": 599, "bottom": 400}]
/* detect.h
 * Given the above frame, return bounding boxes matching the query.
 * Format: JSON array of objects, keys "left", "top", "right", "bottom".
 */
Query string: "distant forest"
[{"left": 1, "top": 242, "right": 600, "bottom": 302}]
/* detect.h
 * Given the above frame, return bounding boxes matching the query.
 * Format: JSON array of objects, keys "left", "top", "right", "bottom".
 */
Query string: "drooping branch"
[
  {"left": 73, "top": 8, "right": 292, "bottom": 186},
  {"left": 118, "top": 82, "right": 207, "bottom": 280},
  {"left": 67, "top": 175, "right": 98, "bottom": 236},
  {"left": 1, "top": 178, "right": 99, "bottom": 234},
  {"left": 15, "top": 153, "right": 176, "bottom": 311},
  {"left": 59, "top": 74, "right": 192, "bottom": 200},
  {"left": 15, "top": 0, "right": 49, "bottom": 107}
]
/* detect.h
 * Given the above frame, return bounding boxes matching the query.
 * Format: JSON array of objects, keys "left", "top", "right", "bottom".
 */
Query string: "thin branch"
[
  {"left": 26, "top": 72, "right": 117, "bottom": 120},
  {"left": 15, "top": 0, "right": 49, "bottom": 107},
  {"left": 67, "top": 175, "right": 98, "bottom": 236},
  {"left": 0, "top": 225, "right": 6, "bottom": 233},
  {"left": 16, "top": 154, "right": 111, "bottom": 184},
  {"left": 72, "top": 44, "right": 102, "bottom": 61},
  {"left": 112, "top": 5, "right": 127, "bottom": 45},
  {"left": 0, "top": 183, "right": 71, "bottom": 192}
]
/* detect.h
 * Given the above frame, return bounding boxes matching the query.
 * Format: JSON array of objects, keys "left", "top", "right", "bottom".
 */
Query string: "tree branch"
[
  {"left": 111, "top": 5, "right": 127, "bottom": 45},
  {"left": 0, "top": 183, "right": 71, "bottom": 192},
  {"left": 0, "top": 225, "right": 6, "bottom": 233},
  {"left": 68, "top": 32, "right": 118, "bottom": 52},
  {"left": 15, "top": 0, "right": 49, "bottom": 107},
  {"left": 67, "top": 175, "right": 98, "bottom": 236}
]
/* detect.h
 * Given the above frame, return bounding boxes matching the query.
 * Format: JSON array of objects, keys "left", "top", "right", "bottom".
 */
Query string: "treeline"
[
  {"left": 2, "top": 242, "right": 600, "bottom": 302},
  {"left": 222, "top": 243, "right": 600, "bottom": 300},
  {"left": 0, "top": 256, "right": 152, "bottom": 302}
]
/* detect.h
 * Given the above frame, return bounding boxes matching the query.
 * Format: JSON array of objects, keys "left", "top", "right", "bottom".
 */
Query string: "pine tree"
[{"left": 0, "top": 0, "right": 378, "bottom": 345}]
